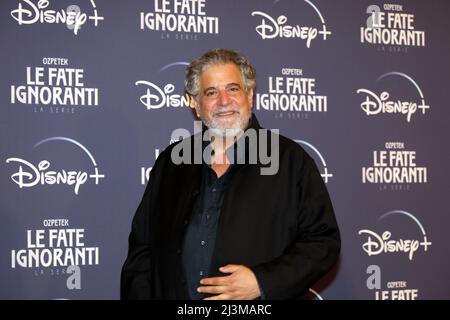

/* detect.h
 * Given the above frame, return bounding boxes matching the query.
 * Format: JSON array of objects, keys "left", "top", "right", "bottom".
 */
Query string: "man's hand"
[{"left": 197, "top": 264, "right": 261, "bottom": 300}]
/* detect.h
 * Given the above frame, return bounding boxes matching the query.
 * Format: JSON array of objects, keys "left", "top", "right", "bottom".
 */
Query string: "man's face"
[{"left": 191, "top": 63, "right": 253, "bottom": 134}]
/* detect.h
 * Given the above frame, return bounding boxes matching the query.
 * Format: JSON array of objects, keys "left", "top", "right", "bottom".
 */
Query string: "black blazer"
[{"left": 121, "top": 115, "right": 340, "bottom": 299}]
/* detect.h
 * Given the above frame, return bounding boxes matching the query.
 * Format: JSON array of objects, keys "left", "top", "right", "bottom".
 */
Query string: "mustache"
[{"left": 212, "top": 109, "right": 241, "bottom": 118}]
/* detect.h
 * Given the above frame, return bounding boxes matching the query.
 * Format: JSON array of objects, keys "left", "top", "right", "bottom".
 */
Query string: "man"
[{"left": 121, "top": 48, "right": 340, "bottom": 300}]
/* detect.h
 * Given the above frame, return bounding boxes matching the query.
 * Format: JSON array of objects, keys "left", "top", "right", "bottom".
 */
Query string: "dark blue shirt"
[{"left": 182, "top": 157, "right": 238, "bottom": 300}]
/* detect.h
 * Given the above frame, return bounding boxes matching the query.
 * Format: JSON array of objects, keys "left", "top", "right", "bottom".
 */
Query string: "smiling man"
[
  {"left": 191, "top": 62, "right": 253, "bottom": 133},
  {"left": 121, "top": 48, "right": 340, "bottom": 300}
]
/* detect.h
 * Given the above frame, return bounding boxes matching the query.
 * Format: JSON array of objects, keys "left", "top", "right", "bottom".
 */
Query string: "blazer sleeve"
[
  {"left": 251, "top": 153, "right": 341, "bottom": 299},
  {"left": 120, "top": 153, "right": 165, "bottom": 300}
]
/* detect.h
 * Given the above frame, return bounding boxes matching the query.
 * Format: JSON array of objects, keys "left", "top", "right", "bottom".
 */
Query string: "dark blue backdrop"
[{"left": 1, "top": 0, "right": 449, "bottom": 299}]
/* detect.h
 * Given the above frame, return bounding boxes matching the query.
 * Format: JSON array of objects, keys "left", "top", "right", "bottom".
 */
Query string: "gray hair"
[{"left": 184, "top": 48, "right": 256, "bottom": 101}]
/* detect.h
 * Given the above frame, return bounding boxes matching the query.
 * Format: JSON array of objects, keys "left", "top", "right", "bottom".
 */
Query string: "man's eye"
[
  {"left": 229, "top": 86, "right": 240, "bottom": 92},
  {"left": 205, "top": 91, "right": 217, "bottom": 97}
]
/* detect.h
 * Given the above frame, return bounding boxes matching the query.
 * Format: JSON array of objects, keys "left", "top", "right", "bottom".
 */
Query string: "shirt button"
[
  {"left": 200, "top": 240, "right": 206, "bottom": 246},
  {"left": 206, "top": 214, "right": 210, "bottom": 220},
  {"left": 212, "top": 188, "right": 217, "bottom": 192},
  {"left": 199, "top": 271, "right": 204, "bottom": 276}
]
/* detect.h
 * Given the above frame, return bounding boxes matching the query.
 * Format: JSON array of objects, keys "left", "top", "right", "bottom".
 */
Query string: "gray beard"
[
  {"left": 208, "top": 127, "right": 243, "bottom": 137},
  {"left": 199, "top": 110, "right": 251, "bottom": 137}
]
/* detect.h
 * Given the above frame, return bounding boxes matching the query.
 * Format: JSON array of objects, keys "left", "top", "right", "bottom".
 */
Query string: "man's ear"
[
  {"left": 187, "top": 94, "right": 200, "bottom": 117},
  {"left": 247, "top": 89, "right": 254, "bottom": 110}
]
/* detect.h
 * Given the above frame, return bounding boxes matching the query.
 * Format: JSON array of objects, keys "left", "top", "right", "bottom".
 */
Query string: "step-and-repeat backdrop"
[{"left": 1, "top": 0, "right": 449, "bottom": 299}]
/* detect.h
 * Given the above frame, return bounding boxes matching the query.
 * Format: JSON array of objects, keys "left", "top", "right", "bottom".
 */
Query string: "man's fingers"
[
  {"left": 203, "top": 293, "right": 230, "bottom": 300},
  {"left": 200, "top": 276, "right": 229, "bottom": 285},
  {"left": 219, "top": 264, "right": 240, "bottom": 273},
  {"left": 197, "top": 285, "right": 227, "bottom": 294}
]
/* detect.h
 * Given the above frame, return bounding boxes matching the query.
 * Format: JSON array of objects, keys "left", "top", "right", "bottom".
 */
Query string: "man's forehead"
[{"left": 199, "top": 62, "right": 243, "bottom": 84}]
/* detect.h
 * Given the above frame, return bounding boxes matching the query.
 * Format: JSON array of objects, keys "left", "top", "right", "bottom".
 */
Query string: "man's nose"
[{"left": 217, "top": 90, "right": 231, "bottom": 106}]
